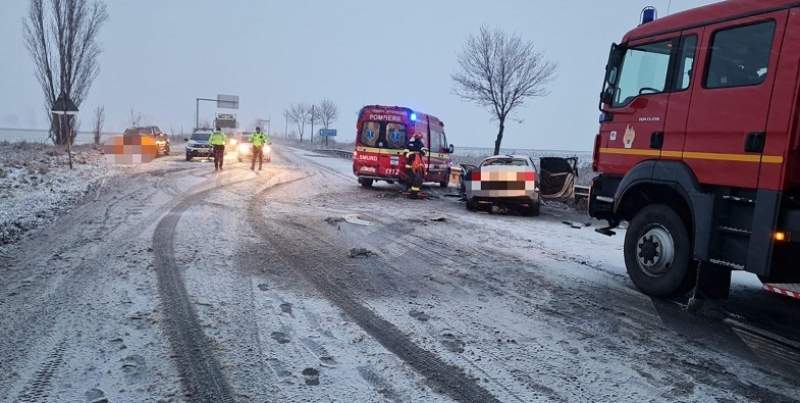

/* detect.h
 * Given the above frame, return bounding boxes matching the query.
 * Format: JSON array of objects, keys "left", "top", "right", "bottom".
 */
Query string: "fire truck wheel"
[
  {"left": 624, "top": 204, "right": 696, "bottom": 298},
  {"left": 358, "top": 178, "right": 374, "bottom": 188}
]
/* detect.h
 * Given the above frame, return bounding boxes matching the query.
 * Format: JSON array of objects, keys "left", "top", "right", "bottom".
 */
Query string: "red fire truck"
[
  {"left": 589, "top": 0, "right": 800, "bottom": 299},
  {"left": 353, "top": 105, "right": 454, "bottom": 188}
]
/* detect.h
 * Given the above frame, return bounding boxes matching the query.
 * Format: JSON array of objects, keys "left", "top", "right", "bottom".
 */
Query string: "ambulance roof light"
[{"left": 641, "top": 6, "right": 657, "bottom": 25}]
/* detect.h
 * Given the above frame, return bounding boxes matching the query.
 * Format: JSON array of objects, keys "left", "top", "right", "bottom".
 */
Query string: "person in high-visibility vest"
[
  {"left": 208, "top": 127, "right": 227, "bottom": 171},
  {"left": 250, "top": 126, "right": 270, "bottom": 171}
]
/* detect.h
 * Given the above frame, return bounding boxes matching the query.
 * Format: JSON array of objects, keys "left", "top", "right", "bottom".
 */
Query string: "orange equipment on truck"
[{"left": 589, "top": 0, "right": 800, "bottom": 299}]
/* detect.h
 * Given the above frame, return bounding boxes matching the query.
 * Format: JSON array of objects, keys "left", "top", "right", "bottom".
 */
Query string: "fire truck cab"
[
  {"left": 353, "top": 105, "right": 454, "bottom": 188},
  {"left": 590, "top": 0, "right": 800, "bottom": 298}
]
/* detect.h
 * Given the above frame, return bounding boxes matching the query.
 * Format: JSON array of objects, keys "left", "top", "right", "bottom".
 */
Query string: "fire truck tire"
[
  {"left": 624, "top": 204, "right": 696, "bottom": 298},
  {"left": 359, "top": 178, "right": 374, "bottom": 188}
]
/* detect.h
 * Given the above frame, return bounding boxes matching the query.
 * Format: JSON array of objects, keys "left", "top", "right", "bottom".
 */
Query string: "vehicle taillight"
[
  {"left": 517, "top": 172, "right": 536, "bottom": 182},
  {"left": 470, "top": 171, "right": 482, "bottom": 181},
  {"left": 592, "top": 133, "right": 601, "bottom": 172}
]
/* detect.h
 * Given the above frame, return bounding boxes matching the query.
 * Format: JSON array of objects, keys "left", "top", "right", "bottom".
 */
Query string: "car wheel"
[
  {"left": 359, "top": 178, "right": 373, "bottom": 188},
  {"left": 524, "top": 202, "right": 541, "bottom": 217},
  {"left": 185, "top": 154, "right": 192, "bottom": 162},
  {"left": 624, "top": 204, "right": 696, "bottom": 298}
]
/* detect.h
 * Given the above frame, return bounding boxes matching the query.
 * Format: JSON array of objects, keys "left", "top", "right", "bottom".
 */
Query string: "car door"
[{"left": 683, "top": 13, "right": 787, "bottom": 189}]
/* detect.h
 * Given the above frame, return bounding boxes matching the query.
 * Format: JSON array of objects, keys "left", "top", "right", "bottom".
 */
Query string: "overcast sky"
[{"left": 0, "top": 0, "right": 715, "bottom": 150}]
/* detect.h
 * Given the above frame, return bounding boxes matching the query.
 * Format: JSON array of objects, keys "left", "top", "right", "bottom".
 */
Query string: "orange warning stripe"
[{"left": 600, "top": 147, "right": 784, "bottom": 164}]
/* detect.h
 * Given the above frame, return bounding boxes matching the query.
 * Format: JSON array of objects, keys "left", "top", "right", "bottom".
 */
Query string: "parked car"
[
  {"left": 462, "top": 155, "right": 540, "bottom": 216},
  {"left": 123, "top": 126, "right": 170, "bottom": 156},
  {"left": 185, "top": 129, "right": 213, "bottom": 161}
]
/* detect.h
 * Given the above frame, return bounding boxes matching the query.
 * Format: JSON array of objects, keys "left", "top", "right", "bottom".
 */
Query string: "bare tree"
[
  {"left": 309, "top": 104, "right": 321, "bottom": 144},
  {"left": 288, "top": 103, "right": 309, "bottom": 142},
  {"left": 92, "top": 105, "right": 104, "bottom": 145},
  {"left": 317, "top": 98, "right": 338, "bottom": 129},
  {"left": 128, "top": 108, "right": 143, "bottom": 127},
  {"left": 24, "top": 0, "right": 109, "bottom": 146},
  {"left": 452, "top": 26, "right": 556, "bottom": 155}
]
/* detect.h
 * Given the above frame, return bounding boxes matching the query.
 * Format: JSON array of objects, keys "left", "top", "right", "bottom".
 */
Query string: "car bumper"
[{"left": 187, "top": 148, "right": 213, "bottom": 156}]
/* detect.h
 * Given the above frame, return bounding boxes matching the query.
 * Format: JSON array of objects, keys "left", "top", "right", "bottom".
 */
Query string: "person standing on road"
[
  {"left": 208, "top": 127, "right": 227, "bottom": 171},
  {"left": 250, "top": 126, "right": 269, "bottom": 171}
]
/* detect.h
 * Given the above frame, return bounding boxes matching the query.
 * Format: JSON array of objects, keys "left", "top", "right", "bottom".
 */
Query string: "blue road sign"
[{"left": 319, "top": 129, "right": 337, "bottom": 137}]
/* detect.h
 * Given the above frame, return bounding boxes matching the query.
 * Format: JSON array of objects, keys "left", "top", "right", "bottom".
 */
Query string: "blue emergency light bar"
[
  {"left": 410, "top": 112, "right": 418, "bottom": 122},
  {"left": 641, "top": 6, "right": 657, "bottom": 25}
]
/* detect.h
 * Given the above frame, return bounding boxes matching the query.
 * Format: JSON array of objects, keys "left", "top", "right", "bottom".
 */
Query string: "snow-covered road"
[{"left": 0, "top": 144, "right": 797, "bottom": 403}]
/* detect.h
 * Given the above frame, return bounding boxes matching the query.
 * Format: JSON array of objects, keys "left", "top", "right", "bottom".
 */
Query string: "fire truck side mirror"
[{"left": 448, "top": 144, "right": 455, "bottom": 154}]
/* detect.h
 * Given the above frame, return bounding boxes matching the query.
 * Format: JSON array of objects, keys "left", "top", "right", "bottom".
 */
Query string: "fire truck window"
[
  {"left": 385, "top": 123, "right": 406, "bottom": 149},
  {"left": 360, "top": 122, "right": 381, "bottom": 147},
  {"left": 673, "top": 36, "right": 697, "bottom": 91},
  {"left": 706, "top": 21, "right": 775, "bottom": 89},
  {"left": 613, "top": 40, "right": 672, "bottom": 107}
]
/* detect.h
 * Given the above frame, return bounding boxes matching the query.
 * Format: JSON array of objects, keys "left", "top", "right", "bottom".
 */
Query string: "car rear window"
[{"left": 483, "top": 158, "right": 529, "bottom": 167}]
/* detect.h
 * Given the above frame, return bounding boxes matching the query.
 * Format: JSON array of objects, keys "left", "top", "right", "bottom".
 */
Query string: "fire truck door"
[{"left": 683, "top": 12, "right": 787, "bottom": 189}]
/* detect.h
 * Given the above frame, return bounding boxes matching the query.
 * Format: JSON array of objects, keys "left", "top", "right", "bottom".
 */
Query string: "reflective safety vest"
[
  {"left": 251, "top": 131, "right": 267, "bottom": 147},
  {"left": 209, "top": 131, "right": 226, "bottom": 145}
]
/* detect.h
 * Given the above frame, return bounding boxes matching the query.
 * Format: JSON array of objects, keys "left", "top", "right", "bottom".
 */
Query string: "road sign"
[
  {"left": 217, "top": 94, "right": 239, "bottom": 109},
  {"left": 319, "top": 129, "right": 337, "bottom": 137},
  {"left": 215, "top": 113, "right": 237, "bottom": 129}
]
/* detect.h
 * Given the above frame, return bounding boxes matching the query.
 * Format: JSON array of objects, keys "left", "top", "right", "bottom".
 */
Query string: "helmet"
[{"left": 256, "top": 126, "right": 261, "bottom": 131}]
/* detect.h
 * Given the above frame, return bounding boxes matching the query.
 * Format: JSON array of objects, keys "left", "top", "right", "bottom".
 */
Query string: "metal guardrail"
[{"left": 312, "top": 149, "right": 353, "bottom": 159}]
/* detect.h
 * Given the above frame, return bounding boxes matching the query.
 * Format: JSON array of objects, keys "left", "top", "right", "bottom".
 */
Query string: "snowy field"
[{"left": 0, "top": 142, "right": 110, "bottom": 246}]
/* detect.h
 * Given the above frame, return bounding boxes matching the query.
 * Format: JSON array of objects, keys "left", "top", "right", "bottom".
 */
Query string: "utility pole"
[
  {"left": 310, "top": 105, "right": 316, "bottom": 145},
  {"left": 284, "top": 111, "right": 289, "bottom": 139}
]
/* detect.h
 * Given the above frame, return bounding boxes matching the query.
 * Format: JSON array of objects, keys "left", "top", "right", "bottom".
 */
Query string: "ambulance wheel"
[
  {"left": 624, "top": 204, "right": 696, "bottom": 298},
  {"left": 359, "top": 178, "right": 373, "bottom": 188}
]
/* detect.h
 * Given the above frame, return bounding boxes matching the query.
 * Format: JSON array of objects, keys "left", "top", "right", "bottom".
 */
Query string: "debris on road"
[
  {"left": 562, "top": 221, "right": 590, "bottom": 229},
  {"left": 302, "top": 367, "right": 320, "bottom": 386},
  {"left": 348, "top": 247, "right": 376, "bottom": 258},
  {"left": 409, "top": 309, "right": 431, "bottom": 322},
  {"left": 343, "top": 214, "right": 370, "bottom": 226},
  {"left": 430, "top": 216, "right": 447, "bottom": 222},
  {"left": 324, "top": 216, "right": 345, "bottom": 225}
]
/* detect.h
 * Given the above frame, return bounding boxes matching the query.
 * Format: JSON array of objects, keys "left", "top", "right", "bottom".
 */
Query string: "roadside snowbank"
[{"left": 0, "top": 142, "right": 109, "bottom": 246}]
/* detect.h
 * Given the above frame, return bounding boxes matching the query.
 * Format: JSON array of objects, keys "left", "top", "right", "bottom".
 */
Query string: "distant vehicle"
[
  {"left": 462, "top": 155, "right": 540, "bottom": 216},
  {"left": 353, "top": 105, "right": 454, "bottom": 188},
  {"left": 184, "top": 129, "right": 213, "bottom": 161},
  {"left": 123, "top": 126, "right": 170, "bottom": 156},
  {"left": 589, "top": 1, "right": 800, "bottom": 299},
  {"left": 236, "top": 132, "right": 272, "bottom": 163}
]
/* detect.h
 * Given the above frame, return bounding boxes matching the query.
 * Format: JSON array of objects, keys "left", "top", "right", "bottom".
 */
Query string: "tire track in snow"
[
  {"left": 248, "top": 175, "right": 502, "bottom": 403},
  {"left": 152, "top": 173, "right": 263, "bottom": 403}
]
